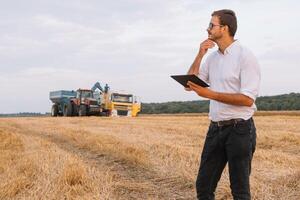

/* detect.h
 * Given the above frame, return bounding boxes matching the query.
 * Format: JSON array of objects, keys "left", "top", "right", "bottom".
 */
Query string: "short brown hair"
[{"left": 212, "top": 9, "right": 237, "bottom": 37}]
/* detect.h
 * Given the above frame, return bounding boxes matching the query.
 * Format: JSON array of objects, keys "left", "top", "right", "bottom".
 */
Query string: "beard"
[{"left": 208, "top": 32, "right": 222, "bottom": 42}]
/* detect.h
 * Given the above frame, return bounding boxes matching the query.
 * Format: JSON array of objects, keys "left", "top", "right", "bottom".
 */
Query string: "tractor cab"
[{"left": 74, "top": 89, "right": 98, "bottom": 106}]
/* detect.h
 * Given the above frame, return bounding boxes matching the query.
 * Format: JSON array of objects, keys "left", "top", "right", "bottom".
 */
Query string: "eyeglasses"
[{"left": 208, "top": 23, "right": 224, "bottom": 30}]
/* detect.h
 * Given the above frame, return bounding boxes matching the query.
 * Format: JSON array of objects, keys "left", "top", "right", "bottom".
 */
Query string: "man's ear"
[{"left": 223, "top": 25, "right": 230, "bottom": 35}]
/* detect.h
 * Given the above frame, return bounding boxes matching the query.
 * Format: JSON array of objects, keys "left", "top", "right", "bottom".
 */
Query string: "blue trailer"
[
  {"left": 49, "top": 90, "right": 77, "bottom": 116},
  {"left": 49, "top": 82, "right": 111, "bottom": 117}
]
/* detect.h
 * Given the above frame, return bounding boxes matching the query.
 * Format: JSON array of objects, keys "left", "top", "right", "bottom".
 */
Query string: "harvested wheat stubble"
[
  {"left": 0, "top": 114, "right": 299, "bottom": 200},
  {"left": 0, "top": 122, "right": 115, "bottom": 200}
]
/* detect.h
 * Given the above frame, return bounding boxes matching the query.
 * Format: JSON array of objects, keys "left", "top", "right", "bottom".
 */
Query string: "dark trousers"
[{"left": 196, "top": 118, "right": 256, "bottom": 200}]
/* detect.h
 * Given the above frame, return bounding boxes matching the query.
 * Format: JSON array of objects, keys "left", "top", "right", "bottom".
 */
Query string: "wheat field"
[{"left": 0, "top": 114, "right": 299, "bottom": 200}]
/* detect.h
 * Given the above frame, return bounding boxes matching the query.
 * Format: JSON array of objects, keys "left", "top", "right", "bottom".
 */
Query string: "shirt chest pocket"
[
  {"left": 221, "top": 59, "right": 240, "bottom": 83},
  {"left": 222, "top": 67, "right": 240, "bottom": 84},
  {"left": 209, "top": 58, "right": 241, "bottom": 88}
]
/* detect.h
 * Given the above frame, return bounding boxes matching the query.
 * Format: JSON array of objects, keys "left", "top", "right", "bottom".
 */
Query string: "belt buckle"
[
  {"left": 217, "top": 121, "right": 222, "bottom": 127},
  {"left": 233, "top": 119, "right": 238, "bottom": 126}
]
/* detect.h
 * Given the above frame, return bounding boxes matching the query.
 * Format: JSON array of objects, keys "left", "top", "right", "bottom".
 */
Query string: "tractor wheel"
[
  {"left": 78, "top": 105, "right": 87, "bottom": 116},
  {"left": 51, "top": 104, "right": 58, "bottom": 117},
  {"left": 72, "top": 103, "right": 79, "bottom": 116},
  {"left": 63, "top": 102, "right": 73, "bottom": 117}
]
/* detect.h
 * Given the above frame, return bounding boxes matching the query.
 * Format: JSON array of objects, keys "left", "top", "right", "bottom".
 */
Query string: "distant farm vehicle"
[
  {"left": 49, "top": 89, "right": 102, "bottom": 117},
  {"left": 101, "top": 92, "right": 141, "bottom": 117},
  {"left": 49, "top": 82, "right": 141, "bottom": 117}
]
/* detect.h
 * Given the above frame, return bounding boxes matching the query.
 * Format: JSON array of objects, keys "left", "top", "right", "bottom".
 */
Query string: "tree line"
[
  {"left": 141, "top": 93, "right": 300, "bottom": 114},
  {"left": 0, "top": 112, "right": 47, "bottom": 118},
  {"left": 1, "top": 93, "right": 299, "bottom": 117}
]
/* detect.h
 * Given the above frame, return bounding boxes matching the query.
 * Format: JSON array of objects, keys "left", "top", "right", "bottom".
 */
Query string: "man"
[{"left": 186, "top": 9, "right": 260, "bottom": 200}]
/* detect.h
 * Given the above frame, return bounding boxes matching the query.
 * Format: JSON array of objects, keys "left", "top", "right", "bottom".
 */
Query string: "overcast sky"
[{"left": 0, "top": 0, "right": 299, "bottom": 113}]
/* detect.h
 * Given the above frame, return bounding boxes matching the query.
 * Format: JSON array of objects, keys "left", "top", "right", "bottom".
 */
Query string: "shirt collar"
[{"left": 218, "top": 40, "right": 239, "bottom": 55}]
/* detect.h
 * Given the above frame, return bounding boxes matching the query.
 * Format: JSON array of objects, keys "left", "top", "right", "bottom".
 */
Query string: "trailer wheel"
[
  {"left": 51, "top": 104, "right": 58, "bottom": 117},
  {"left": 78, "top": 105, "right": 87, "bottom": 116},
  {"left": 63, "top": 102, "right": 73, "bottom": 117}
]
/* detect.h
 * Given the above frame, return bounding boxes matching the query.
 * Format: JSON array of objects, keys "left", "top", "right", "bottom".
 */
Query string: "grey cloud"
[{"left": 0, "top": 0, "right": 300, "bottom": 113}]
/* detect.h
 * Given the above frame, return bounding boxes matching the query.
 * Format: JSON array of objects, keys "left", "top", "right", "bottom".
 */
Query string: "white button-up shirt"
[{"left": 198, "top": 41, "right": 261, "bottom": 121}]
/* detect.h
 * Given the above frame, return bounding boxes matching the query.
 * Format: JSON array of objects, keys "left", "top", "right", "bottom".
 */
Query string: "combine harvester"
[{"left": 49, "top": 82, "right": 141, "bottom": 117}]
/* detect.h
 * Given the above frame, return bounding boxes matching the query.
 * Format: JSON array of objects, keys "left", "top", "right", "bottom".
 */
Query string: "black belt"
[{"left": 211, "top": 118, "right": 247, "bottom": 127}]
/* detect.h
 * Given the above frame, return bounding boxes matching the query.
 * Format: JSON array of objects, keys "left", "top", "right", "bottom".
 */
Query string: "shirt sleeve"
[
  {"left": 240, "top": 49, "right": 261, "bottom": 101},
  {"left": 198, "top": 59, "right": 209, "bottom": 84}
]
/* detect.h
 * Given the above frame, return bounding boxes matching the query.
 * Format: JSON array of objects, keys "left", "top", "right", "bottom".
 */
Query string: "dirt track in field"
[{"left": 0, "top": 114, "right": 299, "bottom": 199}]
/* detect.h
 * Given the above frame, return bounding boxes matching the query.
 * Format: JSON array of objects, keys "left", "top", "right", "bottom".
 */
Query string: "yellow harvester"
[{"left": 92, "top": 82, "right": 141, "bottom": 117}]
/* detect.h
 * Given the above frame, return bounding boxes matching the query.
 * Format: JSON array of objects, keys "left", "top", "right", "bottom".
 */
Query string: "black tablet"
[{"left": 171, "top": 74, "right": 209, "bottom": 88}]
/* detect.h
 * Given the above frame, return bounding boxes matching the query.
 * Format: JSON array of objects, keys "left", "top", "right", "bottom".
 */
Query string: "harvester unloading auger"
[{"left": 49, "top": 82, "right": 141, "bottom": 117}]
